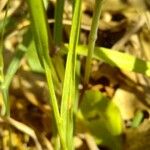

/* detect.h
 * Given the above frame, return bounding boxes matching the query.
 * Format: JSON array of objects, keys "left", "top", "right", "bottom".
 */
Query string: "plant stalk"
[{"left": 84, "top": 0, "right": 104, "bottom": 85}]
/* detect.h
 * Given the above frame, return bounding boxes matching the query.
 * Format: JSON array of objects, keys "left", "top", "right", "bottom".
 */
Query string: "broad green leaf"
[{"left": 78, "top": 90, "right": 122, "bottom": 150}]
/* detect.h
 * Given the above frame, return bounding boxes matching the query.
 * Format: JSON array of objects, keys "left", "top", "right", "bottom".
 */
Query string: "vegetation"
[{"left": 0, "top": 0, "right": 150, "bottom": 149}]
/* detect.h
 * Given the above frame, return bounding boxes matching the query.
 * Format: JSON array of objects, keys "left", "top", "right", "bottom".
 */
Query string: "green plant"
[
  {"left": 1, "top": 0, "right": 150, "bottom": 150},
  {"left": 27, "top": 0, "right": 81, "bottom": 149}
]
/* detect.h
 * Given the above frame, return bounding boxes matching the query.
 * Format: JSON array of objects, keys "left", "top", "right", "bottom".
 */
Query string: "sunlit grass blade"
[
  {"left": 94, "top": 47, "right": 150, "bottom": 76},
  {"left": 27, "top": 0, "right": 60, "bottom": 87},
  {"left": 0, "top": 0, "right": 11, "bottom": 85},
  {"left": 26, "top": 0, "right": 66, "bottom": 149},
  {"left": 0, "top": 0, "right": 11, "bottom": 116},
  {"left": 60, "top": 0, "right": 82, "bottom": 149},
  {"left": 62, "top": 44, "right": 150, "bottom": 77},
  {"left": 84, "top": 0, "right": 104, "bottom": 85}
]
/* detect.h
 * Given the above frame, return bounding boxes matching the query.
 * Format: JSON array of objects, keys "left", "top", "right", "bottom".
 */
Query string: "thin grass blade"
[
  {"left": 60, "top": 0, "right": 82, "bottom": 149},
  {"left": 64, "top": 44, "right": 150, "bottom": 77},
  {"left": 54, "top": 0, "right": 65, "bottom": 45},
  {"left": 84, "top": 0, "right": 104, "bottom": 85}
]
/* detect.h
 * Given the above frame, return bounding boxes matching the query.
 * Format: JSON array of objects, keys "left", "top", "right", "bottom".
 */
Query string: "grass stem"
[{"left": 84, "top": 0, "right": 104, "bottom": 85}]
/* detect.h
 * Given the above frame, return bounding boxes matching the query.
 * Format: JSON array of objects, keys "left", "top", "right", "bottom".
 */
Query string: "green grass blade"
[
  {"left": 94, "top": 47, "right": 150, "bottom": 76},
  {"left": 132, "top": 110, "right": 144, "bottom": 128},
  {"left": 0, "top": 42, "right": 4, "bottom": 83},
  {"left": 26, "top": 0, "right": 67, "bottom": 148},
  {"left": 84, "top": 0, "right": 104, "bottom": 85},
  {"left": 1, "top": 45, "right": 26, "bottom": 116},
  {"left": 2, "top": 45, "right": 27, "bottom": 90},
  {"left": 53, "top": 0, "right": 66, "bottom": 84},
  {"left": 0, "top": 0, "right": 12, "bottom": 117},
  {"left": 1, "top": 89, "right": 9, "bottom": 116},
  {"left": 26, "top": 1, "right": 52, "bottom": 63},
  {"left": 52, "top": 54, "right": 65, "bottom": 82},
  {"left": 0, "top": 28, "right": 32, "bottom": 115},
  {"left": 60, "top": 0, "right": 82, "bottom": 149},
  {"left": 26, "top": 39, "right": 44, "bottom": 73},
  {"left": 0, "top": 0, "right": 10, "bottom": 84},
  {"left": 26, "top": 0, "right": 60, "bottom": 87},
  {"left": 62, "top": 44, "right": 150, "bottom": 77},
  {"left": 54, "top": 0, "right": 65, "bottom": 45}
]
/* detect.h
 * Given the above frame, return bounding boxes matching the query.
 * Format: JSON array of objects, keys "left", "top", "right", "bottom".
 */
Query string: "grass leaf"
[
  {"left": 62, "top": 44, "right": 150, "bottom": 77},
  {"left": 60, "top": 0, "right": 82, "bottom": 149},
  {"left": 26, "top": 0, "right": 66, "bottom": 148},
  {"left": 54, "top": 0, "right": 65, "bottom": 45}
]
